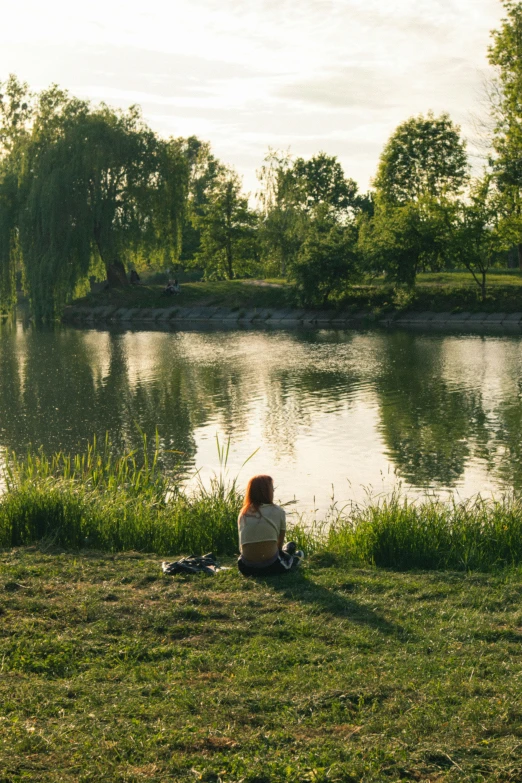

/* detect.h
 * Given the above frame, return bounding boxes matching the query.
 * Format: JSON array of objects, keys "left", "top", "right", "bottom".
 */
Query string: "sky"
[{"left": 0, "top": 0, "right": 505, "bottom": 197}]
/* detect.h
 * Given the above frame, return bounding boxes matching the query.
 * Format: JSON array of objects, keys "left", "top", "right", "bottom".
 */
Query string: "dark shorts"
[{"left": 237, "top": 550, "right": 300, "bottom": 577}]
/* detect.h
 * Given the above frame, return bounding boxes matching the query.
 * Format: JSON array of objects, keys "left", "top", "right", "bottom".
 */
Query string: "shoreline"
[
  {"left": 3, "top": 441, "right": 522, "bottom": 570},
  {"left": 60, "top": 303, "right": 522, "bottom": 331}
]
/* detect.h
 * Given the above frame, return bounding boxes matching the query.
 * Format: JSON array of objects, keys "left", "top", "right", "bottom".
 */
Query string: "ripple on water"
[{"left": 2, "top": 324, "right": 522, "bottom": 510}]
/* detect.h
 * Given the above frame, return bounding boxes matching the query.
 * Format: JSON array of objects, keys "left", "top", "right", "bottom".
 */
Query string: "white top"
[{"left": 238, "top": 503, "right": 286, "bottom": 547}]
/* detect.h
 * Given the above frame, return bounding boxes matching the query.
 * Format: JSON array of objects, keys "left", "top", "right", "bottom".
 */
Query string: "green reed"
[
  {"left": 4, "top": 431, "right": 169, "bottom": 501},
  {"left": 321, "top": 492, "right": 522, "bottom": 571},
  {"left": 3, "top": 441, "right": 522, "bottom": 570},
  {"left": 0, "top": 435, "right": 242, "bottom": 556}
]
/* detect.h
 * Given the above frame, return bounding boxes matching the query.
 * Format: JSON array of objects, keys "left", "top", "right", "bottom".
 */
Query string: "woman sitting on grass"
[{"left": 237, "top": 474, "right": 303, "bottom": 576}]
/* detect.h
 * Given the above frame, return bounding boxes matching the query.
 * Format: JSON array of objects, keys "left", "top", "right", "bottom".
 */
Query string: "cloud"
[
  {"left": 0, "top": 0, "right": 505, "bottom": 195},
  {"left": 0, "top": 43, "right": 262, "bottom": 98},
  {"left": 278, "top": 67, "right": 398, "bottom": 111}
]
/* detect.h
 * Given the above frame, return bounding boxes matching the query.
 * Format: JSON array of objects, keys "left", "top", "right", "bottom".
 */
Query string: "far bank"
[{"left": 58, "top": 273, "right": 522, "bottom": 329}]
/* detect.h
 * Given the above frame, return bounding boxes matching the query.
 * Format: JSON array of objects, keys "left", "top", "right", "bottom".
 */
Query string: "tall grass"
[
  {"left": 2, "top": 441, "right": 522, "bottom": 570},
  {"left": 0, "top": 436, "right": 242, "bottom": 556},
  {"left": 294, "top": 492, "right": 522, "bottom": 571}
]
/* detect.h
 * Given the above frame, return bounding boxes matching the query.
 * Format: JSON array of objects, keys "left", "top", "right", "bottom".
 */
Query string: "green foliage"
[
  {"left": 326, "top": 494, "right": 522, "bottom": 571},
  {"left": 290, "top": 210, "right": 361, "bottom": 305},
  {"left": 1, "top": 438, "right": 241, "bottom": 555},
  {"left": 194, "top": 167, "right": 258, "bottom": 279},
  {"left": 257, "top": 149, "right": 307, "bottom": 276},
  {"left": 289, "top": 151, "right": 359, "bottom": 214},
  {"left": 373, "top": 112, "right": 468, "bottom": 204},
  {"left": 257, "top": 149, "right": 364, "bottom": 278},
  {"left": 451, "top": 176, "right": 506, "bottom": 299},
  {"left": 359, "top": 195, "right": 454, "bottom": 286},
  {"left": 0, "top": 73, "right": 32, "bottom": 157},
  {"left": 0, "top": 170, "right": 18, "bottom": 312},
  {"left": 23, "top": 103, "right": 187, "bottom": 319},
  {"left": 0, "top": 75, "right": 32, "bottom": 312},
  {"left": 3, "top": 38, "right": 522, "bottom": 318},
  {"left": 488, "top": 1, "right": 522, "bottom": 186},
  {"left": 5, "top": 441, "right": 522, "bottom": 571},
  {"left": 488, "top": 2, "right": 522, "bottom": 256},
  {"left": 0, "top": 79, "right": 188, "bottom": 320},
  {"left": 179, "top": 136, "right": 224, "bottom": 263},
  {"left": 364, "top": 112, "right": 469, "bottom": 287}
]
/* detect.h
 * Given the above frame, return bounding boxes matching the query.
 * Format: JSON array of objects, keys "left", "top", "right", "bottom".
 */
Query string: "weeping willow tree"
[
  {"left": 0, "top": 171, "right": 18, "bottom": 313},
  {"left": 0, "top": 76, "right": 188, "bottom": 320},
  {"left": 0, "top": 75, "right": 32, "bottom": 313}
]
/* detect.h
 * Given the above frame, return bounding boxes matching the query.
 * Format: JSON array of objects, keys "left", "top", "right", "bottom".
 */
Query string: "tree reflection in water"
[
  {"left": 2, "top": 319, "right": 522, "bottom": 503},
  {"left": 373, "top": 331, "right": 490, "bottom": 487}
]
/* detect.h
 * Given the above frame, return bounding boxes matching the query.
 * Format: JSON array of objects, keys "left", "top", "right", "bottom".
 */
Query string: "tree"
[
  {"left": 452, "top": 177, "right": 505, "bottom": 301},
  {"left": 373, "top": 112, "right": 468, "bottom": 205},
  {"left": 0, "top": 75, "right": 33, "bottom": 312},
  {"left": 179, "top": 136, "right": 224, "bottom": 263},
  {"left": 364, "top": 112, "right": 468, "bottom": 286},
  {"left": 0, "top": 80, "right": 188, "bottom": 319},
  {"left": 290, "top": 208, "right": 361, "bottom": 306},
  {"left": 257, "top": 149, "right": 306, "bottom": 276},
  {"left": 0, "top": 172, "right": 18, "bottom": 313},
  {"left": 359, "top": 195, "right": 454, "bottom": 287},
  {"left": 488, "top": 1, "right": 522, "bottom": 266},
  {"left": 194, "top": 168, "right": 257, "bottom": 280},
  {"left": 257, "top": 149, "right": 362, "bottom": 276},
  {"left": 0, "top": 74, "right": 32, "bottom": 158},
  {"left": 289, "top": 152, "right": 359, "bottom": 215}
]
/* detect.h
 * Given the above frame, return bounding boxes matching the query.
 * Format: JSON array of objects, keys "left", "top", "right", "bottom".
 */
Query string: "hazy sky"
[{"left": 1, "top": 0, "right": 504, "bottom": 196}]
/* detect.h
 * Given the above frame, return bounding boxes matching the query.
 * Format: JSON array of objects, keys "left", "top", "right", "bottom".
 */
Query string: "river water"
[{"left": 1, "top": 318, "right": 522, "bottom": 515}]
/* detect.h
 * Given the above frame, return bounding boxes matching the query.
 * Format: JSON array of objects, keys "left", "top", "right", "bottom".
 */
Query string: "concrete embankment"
[
  {"left": 62, "top": 305, "right": 369, "bottom": 327},
  {"left": 61, "top": 305, "right": 522, "bottom": 331}
]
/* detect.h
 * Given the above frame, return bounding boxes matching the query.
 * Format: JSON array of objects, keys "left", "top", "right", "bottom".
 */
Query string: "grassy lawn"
[
  {"left": 69, "top": 271, "right": 522, "bottom": 315},
  {"left": 1, "top": 548, "right": 522, "bottom": 782},
  {"left": 415, "top": 271, "right": 522, "bottom": 288},
  {"left": 73, "top": 280, "right": 291, "bottom": 311}
]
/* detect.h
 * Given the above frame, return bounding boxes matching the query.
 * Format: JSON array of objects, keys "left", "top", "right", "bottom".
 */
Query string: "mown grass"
[
  {"left": 334, "top": 282, "right": 522, "bottom": 315},
  {"left": 72, "top": 272, "right": 522, "bottom": 315},
  {"left": 1, "top": 549, "right": 522, "bottom": 782},
  {"left": 73, "top": 280, "right": 291, "bottom": 311},
  {"left": 415, "top": 270, "right": 522, "bottom": 287}
]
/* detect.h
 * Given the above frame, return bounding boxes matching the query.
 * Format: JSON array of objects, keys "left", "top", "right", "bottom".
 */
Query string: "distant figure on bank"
[
  {"left": 237, "top": 474, "right": 303, "bottom": 576},
  {"left": 129, "top": 269, "right": 141, "bottom": 285},
  {"left": 163, "top": 278, "right": 181, "bottom": 295}
]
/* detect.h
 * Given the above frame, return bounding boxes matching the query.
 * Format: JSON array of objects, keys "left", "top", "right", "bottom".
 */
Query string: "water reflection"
[
  {"left": 1, "top": 319, "right": 522, "bottom": 510},
  {"left": 373, "top": 332, "right": 490, "bottom": 487}
]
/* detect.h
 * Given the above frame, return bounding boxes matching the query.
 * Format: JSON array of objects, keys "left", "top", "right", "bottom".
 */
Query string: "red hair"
[{"left": 240, "top": 475, "right": 274, "bottom": 516}]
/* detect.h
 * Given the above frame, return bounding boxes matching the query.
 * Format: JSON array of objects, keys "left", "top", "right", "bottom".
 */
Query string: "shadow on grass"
[{"left": 257, "top": 569, "right": 406, "bottom": 638}]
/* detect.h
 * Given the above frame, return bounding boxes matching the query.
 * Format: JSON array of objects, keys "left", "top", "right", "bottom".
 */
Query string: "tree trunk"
[
  {"left": 93, "top": 226, "right": 129, "bottom": 288},
  {"left": 481, "top": 271, "right": 487, "bottom": 302},
  {"left": 225, "top": 239, "right": 234, "bottom": 280},
  {"left": 518, "top": 243, "right": 522, "bottom": 270},
  {"left": 106, "top": 259, "right": 129, "bottom": 287}
]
